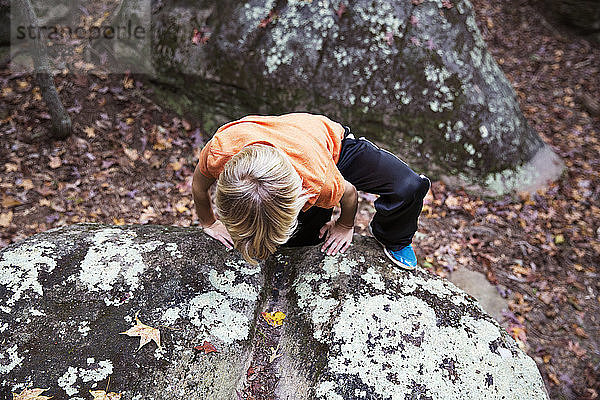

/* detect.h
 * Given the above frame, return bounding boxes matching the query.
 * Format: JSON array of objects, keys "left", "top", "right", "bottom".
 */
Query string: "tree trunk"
[{"left": 14, "top": 0, "right": 71, "bottom": 139}]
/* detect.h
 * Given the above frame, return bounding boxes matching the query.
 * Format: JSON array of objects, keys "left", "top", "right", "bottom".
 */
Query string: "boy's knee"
[
  {"left": 394, "top": 174, "right": 430, "bottom": 201},
  {"left": 417, "top": 174, "right": 431, "bottom": 197}
]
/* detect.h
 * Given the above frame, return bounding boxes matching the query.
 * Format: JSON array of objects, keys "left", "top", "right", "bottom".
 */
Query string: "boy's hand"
[
  {"left": 202, "top": 220, "right": 234, "bottom": 250},
  {"left": 319, "top": 220, "right": 353, "bottom": 256}
]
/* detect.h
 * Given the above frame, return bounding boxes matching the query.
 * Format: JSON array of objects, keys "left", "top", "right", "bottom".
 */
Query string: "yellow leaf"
[
  {"left": 169, "top": 160, "right": 183, "bottom": 171},
  {"left": 120, "top": 315, "right": 161, "bottom": 351},
  {"left": 2, "top": 195, "right": 22, "bottom": 208},
  {"left": 548, "top": 373, "right": 560, "bottom": 385},
  {"left": 542, "top": 354, "right": 551, "bottom": 364},
  {"left": 554, "top": 234, "right": 565, "bottom": 244},
  {"left": 175, "top": 204, "right": 189, "bottom": 214},
  {"left": 112, "top": 218, "right": 125, "bottom": 225},
  {"left": 262, "top": 311, "right": 286, "bottom": 327},
  {"left": 2, "top": 87, "right": 13, "bottom": 97},
  {"left": 89, "top": 390, "right": 122, "bottom": 400},
  {"left": 125, "top": 118, "right": 135, "bottom": 125},
  {"left": 12, "top": 387, "right": 52, "bottom": 400}
]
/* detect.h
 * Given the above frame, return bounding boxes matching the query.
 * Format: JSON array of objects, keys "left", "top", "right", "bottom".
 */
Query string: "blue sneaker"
[
  {"left": 383, "top": 244, "right": 418, "bottom": 270},
  {"left": 368, "top": 224, "right": 418, "bottom": 270}
]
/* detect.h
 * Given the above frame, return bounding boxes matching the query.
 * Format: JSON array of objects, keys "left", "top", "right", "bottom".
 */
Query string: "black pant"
[{"left": 284, "top": 126, "right": 430, "bottom": 251}]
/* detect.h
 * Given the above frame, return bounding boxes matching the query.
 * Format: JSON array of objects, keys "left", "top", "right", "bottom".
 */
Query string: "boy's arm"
[
  {"left": 319, "top": 180, "right": 357, "bottom": 255},
  {"left": 192, "top": 162, "right": 234, "bottom": 249},
  {"left": 336, "top": 180, "right": 358, "bottom": 229},
  {"left": 192, "top": 162, "right": 217, "bottom": 227}
]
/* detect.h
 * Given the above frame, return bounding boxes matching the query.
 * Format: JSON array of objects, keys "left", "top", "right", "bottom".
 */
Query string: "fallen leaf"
[
  {"left": 567, "top": 340, "right": 587, "bottom": 357},
  {"left": 120, "top": 315, "right": 161, "bottom": 351},
  {"left": 84, "top": 126, "right": 95, "bottom": 138},
  {"left": 191, "top": 28, "right": 210, "bottom": 45},
  {"left": 48, "top": 156, "right": 61, "bottom": 169},
  {"left": 89, "top": 390, "right": 122, "bottom": 400},
  {"left": 442, "top": 0, "right": 453, "bottom": 8},
  {"left": 2, "top": 195, "right": 22, "bottom": 208},
  {"left": 269, "top": 344, "right": 282, "bottom": 363},
  {"left": 548, "top": 372, "right": 560, "bottom": 385},
  {"left": 537, "top": 291, "right": 553, "bottom": 305},
  {"left": 194, "top": 341, "right": 218, "bottom": 354},
  {"left": 19, "top": 179, "right": 34, "bottom": 190},
  {"left": 169, "top": 160, "right": 183, "bottom": 171},
  {"left": 123, "top": 76, "right": 134, "bottom": 89},
  {"left": 4, "top": 163, "right": 19, "bottom": 172},
  {"left": 259, "top": 10, "right": 277, "bottom": 28},
  {"left": 123, "top": 147, "right": 139, "bottom": 161},
  {"left": 0, "top": 211, "right": 13, "bottom": 227},
  {"left": 554, "top": 234, "right": 565, "bottom": 244},
  {"left": 112, "top": 217, "right": 125, "bottom": 225},
  {"left": 12, "top": 388, "right": 52, "bottom": 400},
  {"left": 572, "top": 324, "right": 588, "bottom": 339},
  {"left": 261, "top": 311, "right": 286, "bottom": 327},
  {"left": 542, "top": 354, "right": 551, "bottom": 363}
]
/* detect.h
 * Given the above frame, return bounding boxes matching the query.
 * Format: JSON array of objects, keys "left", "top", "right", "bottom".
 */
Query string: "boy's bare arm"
[
  {"left": 192, "top": 162, "right": 234, "bottom": 249},
  {"left": 319, "top": 180, "right": 357, "bottom": 255},
  {"left": 191, "top": 162, "right": 217, "bottom": 227},
  {"left": 336, "top": 180, "right": 358, "bottom": 228}
]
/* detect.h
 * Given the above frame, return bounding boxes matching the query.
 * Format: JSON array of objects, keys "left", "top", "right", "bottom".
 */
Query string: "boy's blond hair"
[{"left": 215, "top": 144, "right": 308, "bottom": 264}]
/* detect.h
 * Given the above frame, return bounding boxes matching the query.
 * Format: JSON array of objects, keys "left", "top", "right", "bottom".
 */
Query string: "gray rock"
[
  {"left": 274, "top": 243, "right": 548, "bottom": 399},
  {"left": 0, "top": 224, "right": 264, "bottom": 399},
  {"left": 144, "top": 0, "right": 563, "bottom": 195},
  {"left": 1, "top": 224, "right": 548, "bottom": 399},
  {"left": 448, "top": 268, "right": 508, "bottom": 322},
  {"left": 545, "top": 0, "right": 600, "bottom": 34}
]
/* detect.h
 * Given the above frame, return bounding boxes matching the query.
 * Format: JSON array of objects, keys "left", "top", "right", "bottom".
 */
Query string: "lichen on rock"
[{"left": 1, "top": 225, "right": 548, "bottom": 399}]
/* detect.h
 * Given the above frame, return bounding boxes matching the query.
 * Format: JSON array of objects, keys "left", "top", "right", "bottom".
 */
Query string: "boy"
[{"left": 192, "top": 112, "right": 430, "bottom": 269}]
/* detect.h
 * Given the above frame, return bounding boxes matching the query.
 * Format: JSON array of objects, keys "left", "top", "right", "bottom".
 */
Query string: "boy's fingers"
[
  {"left": 319, "top": 225, "right": 327, "bottom": 239},
  {"left": 321, "top": 236, "right": 335, "bottom": 253},
  {"left": 219, "top": 235, "right": 233, "bottom": 249},
  {"left": 340, "top": 241, "right": 350, "bottom": 253},
  {"left": 328, "top": 239, "right": 341, "bottom": 255},
  {"left": 333, "top": 239, "right": 345, "bottom": 255}
]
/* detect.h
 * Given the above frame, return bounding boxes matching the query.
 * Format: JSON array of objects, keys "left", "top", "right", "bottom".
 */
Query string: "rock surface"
[
  {"left": 274, "top": 244, "right": 546, "bottom": 399},
  {"left": 1, "top": 224, "right": 548, "bottom": 399},
  {"left": 545, "top": 0, "right": 600, "bottom": 38},
  {"left": 144, "top": 0, "right": 563, "bottom": 195},
  {"left": 0, "top": 224, "right": 264, "bottom": 399}
]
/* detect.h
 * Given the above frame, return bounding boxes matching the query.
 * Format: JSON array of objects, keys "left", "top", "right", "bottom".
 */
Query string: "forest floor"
[{"left": 1, "top": 0, "right": 599, "bottom": 399}]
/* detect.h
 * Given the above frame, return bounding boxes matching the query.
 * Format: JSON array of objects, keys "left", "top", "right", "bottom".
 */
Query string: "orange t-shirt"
[{"left": 197, "top": 113, "right": 346, "bottom": 211}]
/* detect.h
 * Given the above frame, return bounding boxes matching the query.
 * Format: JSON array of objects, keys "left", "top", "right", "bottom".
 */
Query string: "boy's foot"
[
  {"left": 382, "top": 244, "right": 418, "bottom": 270},
  {"left": 368, "top": 224, "right": 418, "bottom": 270}
]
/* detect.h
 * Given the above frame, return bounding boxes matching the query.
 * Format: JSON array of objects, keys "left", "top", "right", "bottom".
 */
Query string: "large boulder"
[
  {"left": 0, "top": 224, "right": 264, "bottom": 399},
  {"left": 544, "top": 0, "right": 600, "bottom": 37},
  {"left": 0, "top": 224, "right": 549, "bottom": 399},
  {"left": 144, "top": 0, "right": 563, "bottom": 195}
]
